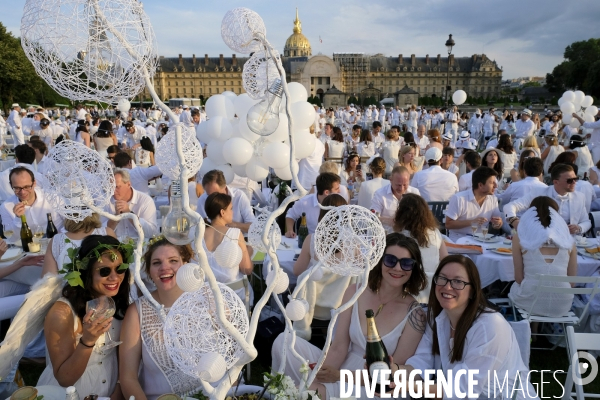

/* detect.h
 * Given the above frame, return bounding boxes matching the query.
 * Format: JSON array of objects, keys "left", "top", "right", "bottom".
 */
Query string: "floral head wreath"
[
  {"left": 147, "top": 234, "right": 166, "bottom": 247},
  {"left": 60, "top": 238, "right": 135, "bottom": 288}
]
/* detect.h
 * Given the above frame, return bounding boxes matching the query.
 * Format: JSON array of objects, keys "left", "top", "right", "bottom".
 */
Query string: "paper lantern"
[
  {"left": 176, "top": 263, "right": 205, "bottom": 292},
  {"left": 213, "top": 240, "right": 242, "bottom": 269}
]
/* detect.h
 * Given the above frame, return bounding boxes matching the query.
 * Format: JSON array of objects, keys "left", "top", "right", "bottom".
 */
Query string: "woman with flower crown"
[{"left": 37, "top": 235, "right": 132, "bottom": 399}]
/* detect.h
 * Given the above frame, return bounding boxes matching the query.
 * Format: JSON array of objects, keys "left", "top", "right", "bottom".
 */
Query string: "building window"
[
  {"left": 168, "top": 88, "right": 171, "bottom": 94},
  {"left": 230, "top": 81, "right": 233, "bottom": 85},
  {"left": 318, "top": 77, "right": 322, "bottom": 84},
  {"left": 183, "top": 88, "right": 186, "bottom": 94},
  {"left": 175, "top": 82, "right": 178, "bottom": 86},
  {"left": 182, "top": 81, "right": 185, "bottom": 86},
  {"left": 209, "top": 88, "right": 212, "bottom": 94}
]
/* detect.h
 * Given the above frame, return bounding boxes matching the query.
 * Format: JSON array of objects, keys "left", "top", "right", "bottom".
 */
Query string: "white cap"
[{"left": 425, "top": 147, "right": 443, "bottom": 162}]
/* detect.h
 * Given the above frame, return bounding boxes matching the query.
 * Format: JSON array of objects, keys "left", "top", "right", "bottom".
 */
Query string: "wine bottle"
[
  {"left": 46, "top": 212, "right": 58, "bottom": 238},
  {"left": 297, "top": 212, "right": 308, "bottom": 248},
  {"left": 583, "top": 172, "right": 589, "bottom": 181},
  {"left": 365, "top": 309, "right": 390, "bottom": 395},
  {"left": 20, "top": 215, "right": 33, "bottom": 252}
]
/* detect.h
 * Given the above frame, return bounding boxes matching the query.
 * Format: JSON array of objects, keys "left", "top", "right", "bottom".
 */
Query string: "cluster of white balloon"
[
  {"left": 195, "top": 83, "right": 317, "bottom": 185},
  {"left": 558, "top": 90, "right": 597, "bottom": 128}
]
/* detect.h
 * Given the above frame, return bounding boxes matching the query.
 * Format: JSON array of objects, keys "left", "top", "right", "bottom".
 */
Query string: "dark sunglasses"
[
  {"left": 96, "top": 266, "right": 127, "bottom": 277},
  {"left": 566, "top": 177, "right": 579, "bottom": 184},
  {"left": 382, "top": 254, "right": 417, "bottom": 271}
]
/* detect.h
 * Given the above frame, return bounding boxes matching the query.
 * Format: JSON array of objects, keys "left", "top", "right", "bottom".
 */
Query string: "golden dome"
[{"left": 284, "top": 8, "right": 312, "bottom": 57}]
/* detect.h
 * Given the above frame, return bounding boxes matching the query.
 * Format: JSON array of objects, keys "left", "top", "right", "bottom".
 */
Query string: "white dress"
[
  {"left": 509, "top": 245, "right": 573, "bottom": 317},
  {"left": 51, "top": 228, "right": 107, "bottom": 272},
  {"left": 500, "top": 151, "right": 518, "bottom": 178},
  {"left": 37, "top": 298, "right": 121, "bottom": 397},
  {"left": 272, "top": 300, "right": 419, "bottom": 400},
  {"left": 381, "top": 140, "right": 402, "bottom": 174},
  {"left": 573, "top": 147, "right": 594, "bottom": 178},
  {"left": 543, "top": 145, "right": 564, "bottom": 175},
  {"left": 327, "top": 140, "right": 345, "bottom": 158},
  {"left": 402, "top": 229, "right": 442, "bottom": 274},
  {"left": 135, "top": 148, "right": 152, "bottom": 166},
  {"left": 356, "top": 141, "right": 375, "bottom": 158},
  {"left": 135, "top": 296, "right": 203, "bottom": 400}
]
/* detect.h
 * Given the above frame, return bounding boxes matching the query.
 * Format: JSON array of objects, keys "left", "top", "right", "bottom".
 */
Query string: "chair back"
[
  {"left": 564, "top": 326, "right": 600, "bottom": 400},
  {"left": 529, "top": 275, "right": 600, "bottom": 323},
  {"left": 589, "top": 211, "right": 600, "bottom": 237},
  {"left": 427, "top": 201, "right": 449, "bottom": 230}
]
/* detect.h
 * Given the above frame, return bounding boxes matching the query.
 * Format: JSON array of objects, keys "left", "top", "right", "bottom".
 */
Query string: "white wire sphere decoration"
[
  {"left": 213, "top": 240, "right": 242, "bottom": 269},
  {"left": 221, "top": 8, "right": 266, "bottom": 54},
  {"left": 314, "top": 205, "right": 386, "bottom": 277},
  {"left": 164, "top": 283, "right": 250, "bottom": 379},
  {"left": 44, "top": 140, "right": 115, "bottom": 222},
  {"left": 176, "top": 263, "right": 205, "bottom": 292},
  {"left": 20, "top": 0, "right": 158, "bottom": 103},
  {"left": 242, "top": 49, "right": 281, "bottom": 100},
  {"left": 247, "top": 212, "right": 282, "bottom": 253},
  {"left": 155, "top": 123, "right": 203, "bottom": 181}
]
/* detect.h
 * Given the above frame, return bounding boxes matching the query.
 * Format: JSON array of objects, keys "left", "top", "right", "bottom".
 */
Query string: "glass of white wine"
[
  {"left": 481, "top": 223, "right": 489, "bottom": 241},
  {"left": 3, "top": 223, "right": 15, "bottom": 248},
  {"left": 86, "top": 296, "right": 121, "bottom": 350},
  {"left": 32, "top": 224, "right": 44, "bottom": 241},
  {"left": 470, "top": 222, "right": 478, "bottom": 237}
]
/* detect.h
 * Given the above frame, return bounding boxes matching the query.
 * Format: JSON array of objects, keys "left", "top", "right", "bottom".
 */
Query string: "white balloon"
[
  {"left": 223, "top": 137, "right": 253, "bottom": 166},
  {"left": 274, "top": 160, "right": 299, "bottom": 181},
  {"left": 205, "top": 116, "right": 233, "bottom": 142},
  {"left": 562, "top": 91, "right": 575, "bottom": 103},
  {"left": 195, "top": 122, "right": 211, "bottom": 144},
  {"left": 452, "top": 90, "right": 467, "bottom": 105},
  {"left": 206, "top": 140, "right": 227, "bottom": 165},
  {"left": 234, "top": 94, "right": 259, "bottom": 118},
  {"left": 582, "top": 96, "right": 594, "bottom": 108},
  {"left": 205, "top": 95, "right": 235, "bottom": 120},
  {"left": 238, "top": 114, "right": 260, "bottom": 143},
  {"left": 562, "top": 114, "right": 573, "bottom": 124},
  {"left": 584, "top": 113, "right": 595, "bottom": 123},
  {"left": 216, "top": 164, "right": 234, "bottom": 184},
  {"left": 117, "top": 99, "right": 131, "bottom": 114},
  {"left": 293, "top": 129, "right": 316, "bottom": 159},
  {"left": 574, "top": 91, "right": 585, "bottom": 106},
  {"left": 291, "top": 101, "right": 316, "bottom": 130},
  {"left": 221, "top": 91, "right": 237, "bottom": 99},
  {"left": 266, "top": 113, "right": 289, "bottom": 143},
  {"left": 198, "top": 157, "right": 217, "bottom": 176},
  {"left": 262, "top": 142, "right": 290, "bottom": 169},
  {"left": 585, "top": 106, "right": 598, "bottom": 117},
  {"left": 570, "top": 118, "right": 581, "bottom": 128},
  {"left": 245, "top": 158, "right": 269, "bottom": 182},
  {"left": 232, "top": 163, "right": 248, "bottom": 178},
  {"left": 286, "top": 82, "right": 308, "bottom": 103},
  {"left": 560, "top": 101, "right": 575, "bottom": 115},
  {"left": 229, "top": 119, "right": 242, "bottom": 138},
  {"left": 557, "top": 97, "right": 566, "bottom": 107}
]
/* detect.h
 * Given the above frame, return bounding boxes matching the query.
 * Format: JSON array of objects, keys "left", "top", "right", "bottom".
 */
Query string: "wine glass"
[
  {"left": 3, "top": 223, "right": 15, "bottom": 249},
  {"left": 470, "top": 222, "right": 478, "bottom": 237},
  {"left": 481, "top": 223, "right": 489, "bottom": 241},
  {"left": 86, "top": 296, "right": 122, "bottom": 350},
  {"left": 32, "top": 224, "right": 44, "bottom": 242}
]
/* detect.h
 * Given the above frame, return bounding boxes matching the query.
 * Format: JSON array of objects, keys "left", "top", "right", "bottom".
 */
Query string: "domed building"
[{"left": 284, "top": 9, "right": 312, "bottom": 58}]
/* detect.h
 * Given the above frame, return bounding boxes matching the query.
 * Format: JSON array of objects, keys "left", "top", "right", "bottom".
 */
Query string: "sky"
[{"left": 2, "top": 0, "right": 600, "bottom": 79}]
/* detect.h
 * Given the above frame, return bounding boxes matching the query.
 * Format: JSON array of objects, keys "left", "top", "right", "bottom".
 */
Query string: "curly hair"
[
  {"left": 393, "top": 193, "right": 439, "bottom": 247},
  {"left": 143, "top": 236, "right": 194, "bottom": 276}
]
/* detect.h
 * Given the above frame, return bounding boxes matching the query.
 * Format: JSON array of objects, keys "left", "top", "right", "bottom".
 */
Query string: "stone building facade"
[{"left": 148, "top": 11, "right": 502, "bottom": 105}]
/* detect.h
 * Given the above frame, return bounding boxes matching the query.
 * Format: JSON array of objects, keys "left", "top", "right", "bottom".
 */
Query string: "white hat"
[
  {"left": 11, "top": 103, "right": 20, "bottom": 108},
  {"left": 462, "top": 141, "right": 476, "bottom": 150},
  {"left": 544, "top": 131, "right": 557, "bottom": 137},
  {"left": 459, "top": 131, "right": 470, "bottom": 139},
  {"left": 183, "top": 105, "right": 189, "bottom": 109},
  {"left": 522, "top": 109, "right": 532, "bottom": 116},
  {"left": 424, "top": 147, "right": 443, "bottom": 162},
  {"left": 442, "top": 132, "right": 453, "bottom": 141}
]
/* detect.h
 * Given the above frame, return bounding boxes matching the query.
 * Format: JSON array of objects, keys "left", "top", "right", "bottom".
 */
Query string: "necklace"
[
  {"left": 449, "top": 322, "right": 456, "bottom": 331},
  {"left": 374, "top": 288, "right": 405, "bottom": 318}
]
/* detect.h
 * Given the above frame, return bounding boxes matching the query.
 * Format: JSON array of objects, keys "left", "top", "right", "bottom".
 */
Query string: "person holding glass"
[
  {"left": 340, "top": 153, "right": 364, "bottom": 190},
  {"left": 38, "top": 235, "right": 131, "bottom": 399}
]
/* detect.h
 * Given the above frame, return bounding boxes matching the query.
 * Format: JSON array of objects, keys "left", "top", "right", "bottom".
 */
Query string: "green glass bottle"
[
  {"left": 20, "top": 215, "right": 33, "bottom": 252},
  {"left": 297, "top": 213, "right": 308, "bottom": 248},
  {"left": 365, "top": 309, "right": 390, "bottom": 395}
]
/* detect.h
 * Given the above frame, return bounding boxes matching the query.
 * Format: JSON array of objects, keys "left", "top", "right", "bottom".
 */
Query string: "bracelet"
[
  {"left": 394, "top": 363, "right": 400, "bottom": 370},
  {"left": 79, "top": 340, "right": 95, "bottom": 348}
]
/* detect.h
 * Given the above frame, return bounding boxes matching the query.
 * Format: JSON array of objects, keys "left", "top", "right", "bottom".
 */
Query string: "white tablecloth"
[
  {"left": 456, "top": 236, "right": 600, "bottom": 288},
  {"left": 264, "top": 236, "right": 301, "bottom": 285},
  {"left": 0, "top": 159, "right": 15, "bottom": 171}
]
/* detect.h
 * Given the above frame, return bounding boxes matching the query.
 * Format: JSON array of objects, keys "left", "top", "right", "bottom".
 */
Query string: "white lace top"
[{"left": 136, "top": 296, "right": 203, "bottom": 400}]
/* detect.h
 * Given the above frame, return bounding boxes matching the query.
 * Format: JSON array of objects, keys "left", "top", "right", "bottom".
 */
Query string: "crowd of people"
[{"left": 0, "top": 99, "right": 599, "bottom": 400}]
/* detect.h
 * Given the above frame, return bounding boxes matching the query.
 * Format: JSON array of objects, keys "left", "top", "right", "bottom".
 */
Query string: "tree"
[
  {"left": 545, "top": 38, "right": 600, "bottom": 98},
  {"left": 0, "top": 22, "right": 69, "bottom": 114},
  {"left": 522, "top": 81, "right": 541, "bottom": 88}
]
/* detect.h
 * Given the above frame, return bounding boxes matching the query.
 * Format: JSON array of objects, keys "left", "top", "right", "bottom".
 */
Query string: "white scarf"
[{"left": 517, "top": 206, "right": 574, "bottom": 251}]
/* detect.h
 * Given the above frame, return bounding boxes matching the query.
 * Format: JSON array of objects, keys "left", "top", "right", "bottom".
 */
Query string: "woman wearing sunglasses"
[
  {"left": 273, "top": 233, "right": 427, "bottom": 400},
  {"left": 397, "top": 255, "right": 536, "bottom": 399},
  {"left": 38, "top": 235, "right": 130, "bottom": 398}
]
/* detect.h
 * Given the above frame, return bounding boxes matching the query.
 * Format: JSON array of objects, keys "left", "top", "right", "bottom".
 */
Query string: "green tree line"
[{"left": 546, "top": 38, "right": 600, "bottom": 98}]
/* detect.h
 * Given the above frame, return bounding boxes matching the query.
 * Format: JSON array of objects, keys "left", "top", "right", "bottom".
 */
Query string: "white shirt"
[
  {"left": 497, "top": 176, "right": 547, "bottom": 211},
  {"left": 197, "top": 186, "right": 256, "bottom": 225},
  {"left": 515, "top": 119, "right": 535, "bottom": 138},
  {"left": 458, "top": 170, "right": 474, "bottom": 192},
  {"left": 103, "top": 188, "right": 158, "bottom": 239},
  {"left": 575, "top": 179, "right": 596, "bottom": 213},
  {"left": 357, "top": 177, "right": 389, "bottom": 209},
  {"left": 285, "top": 193, "right": 320, "bottom": 234},
  {"left": 36, "top": 156, "right": 51, "bottom": 176},
  {"left": 298, "top": 139, "right": 325, "bottom": 190},
  {"left": 6, "top": 110, "right": 21, "bottom": 130},
  {"left": 0, "top": 188, "right": 64, "bottom": 233},
  {"left": 370, "top": 184, "right": 421, "bottom": 218},
  {"left": 583, "top": 119, "right": 600, "bottom": 144},
  {"left": 127, "top": 166, "right": 162, "bottom": 194},
  {"left": 445, "top": 190, "right": 500, "bottom": 241},
  {"left": 0, "top": 163, "right": 45, "bottom": 202},
  {"left": 411, "top": 165, "right": 458, "bottom": 202},
  {"left": 414, "top": 135, "right": 430, "bottom": 154}
]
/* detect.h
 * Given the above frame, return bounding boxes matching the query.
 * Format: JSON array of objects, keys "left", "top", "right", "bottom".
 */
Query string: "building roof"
[
  {"left": 324, "top": 85, "right": 344, "bottom": 94},
  {"left": 394, "top": 85, "right": 419, "bottom": 95},
  {"left": 284, "top": 9, "right": 311, "bottom": 57},
  {"left": 157, "top": 55, "right": 250, "bottom": 73}
]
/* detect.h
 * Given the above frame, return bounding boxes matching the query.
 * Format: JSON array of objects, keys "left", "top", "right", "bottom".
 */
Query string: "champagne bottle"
[
  {"left": 365, "top": 309, "right": 390, "bottom": 395},
  {"left": 46, "top": 212, "right": 58, "bottom": 238},
  {"left": 583, "top": 172, "right": 589, "bottom": 182},
  {"left": 20, "top": 215, "right": 33, "bottom": 252},
  {"left": 297, "top": 212, "right": 308, "bottom": 248}
]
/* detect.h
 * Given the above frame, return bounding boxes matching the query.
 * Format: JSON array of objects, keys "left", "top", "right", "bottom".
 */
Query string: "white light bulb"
[
  {"left": 162, "top": 181, "right": 196, "bottom": 245},
  {"left": 246, "top": 78, "right": 283, "bottom": 136}
]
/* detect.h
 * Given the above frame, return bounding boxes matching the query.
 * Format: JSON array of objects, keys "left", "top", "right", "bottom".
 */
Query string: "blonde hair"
[
  {"left": 63, "top": 213, "right": 102, "bottom": 233},
  {"left": 399, "top": 145, "right": 416, "bottom": 171},
  {"left": 523, "top": 136, "right": 539, "bottom": 149},
  {"left": 319, "top": 161, "right": 340, "bottom": 174}
]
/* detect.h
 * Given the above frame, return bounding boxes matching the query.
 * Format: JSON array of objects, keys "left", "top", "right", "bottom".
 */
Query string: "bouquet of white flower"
[{"left": 264, "top": 371, "right": 320, "bottom": 400}]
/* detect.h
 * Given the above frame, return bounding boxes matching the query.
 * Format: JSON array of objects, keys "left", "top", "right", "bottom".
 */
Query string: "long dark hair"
[
  {"left": 394, "top": 193, "right": 439, "bottom": 247},
  {"left": 368, "top": 233, "right": 427, "bottom": 296},
  {"left": 62, "top": 235, "right": 131, "bottom": 321},
  {"left": 140, "top": 136, "right": 155, "bottom": 153},
  {"left": 481, "top": 149, "right": 503, "bottom": 177},
  {"left": 428, "top": 255, "right": 493, "bottom": 363},
  {"left": 529, "top": 196, "right": 559, "bottom": 228},
  {"left": 96, "top": 120, "right": 113, "bottom": 138},
  {"left": 496, "top": 133, "right": 514, "bottom": 154}
]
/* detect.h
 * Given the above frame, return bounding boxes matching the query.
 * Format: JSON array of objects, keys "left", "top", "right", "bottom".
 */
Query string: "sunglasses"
[
  {"left": 382, "top": 254, "right": 417, "bottom": 271},
  {"left": 96, "top": 266, "right": 127, "bottom": 277},
  {"left": 566, "top": 177, "right": 579, "bottom": 184}
]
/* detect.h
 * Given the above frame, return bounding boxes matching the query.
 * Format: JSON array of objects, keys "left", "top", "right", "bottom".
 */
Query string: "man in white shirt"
[
  {"left": 104, "top": 169, "right": 158, "bottom": 239},
  {"left": 120, "top": 122, "right": 146, "bottom": 149},
  {"left": 6, "top": 104, "right": 25, "bottom": 147},
  {"left": 298, "top": 131, "right": 325, "bottom": 191},
  {"left": 498, "top": 157, "right": 547, "bottom": 212},
  {"left": 414, "top": 124, "right": 430, "bottom": 155},
  {"left": 505, "top": 163, "right": 591, "bottom": 234},
  {"left": 113, "top": 153, "right": 162, "bottom": 194},
  {"left": 319, "top": 123, "right": 333, "bottom": 144},
  {"left": 0, "top": 145, "right": 45, "bottom": 201},
  {"left": 0, "top": 167, "right": 64, "bottom": 234},
  {"left": 445, "top": 166, "right": 503, "bottom": 241},
  {"left": 458, "top": 151, "right": 481, "bottom": 192},
  {"left": 445, "top": 106, "right": 459, "bottom": 142},
  {"left": 412, "top": 148, "right": 459, "bottom": 202},
  {"left": 572, "top": 111, "right": 600, "bottom": 163},
  {"left": 27, "top": 140, "right": 50, "bottom": 176},
  {"left": 371, "top": 165, "right": 420, "bottom": 219},
  {"left": 197, "top": 169, "right": 256, "bottom": 232},
  {"left": 285, "top": 172, "right": 340, "bottom": 237},
  {"left": 370, "top": 121, "right": 385, "bottom": 151},
  {"left": 514, "top": 109, "right": 535, "bottom": 139}
]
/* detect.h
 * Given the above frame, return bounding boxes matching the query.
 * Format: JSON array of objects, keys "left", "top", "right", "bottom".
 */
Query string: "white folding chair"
[
  {"left": 508, "top": 275, "right": 600, "bottom": 349},
  {"left": 562, "top": 326, "right": 600, "bottom": 400}
]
